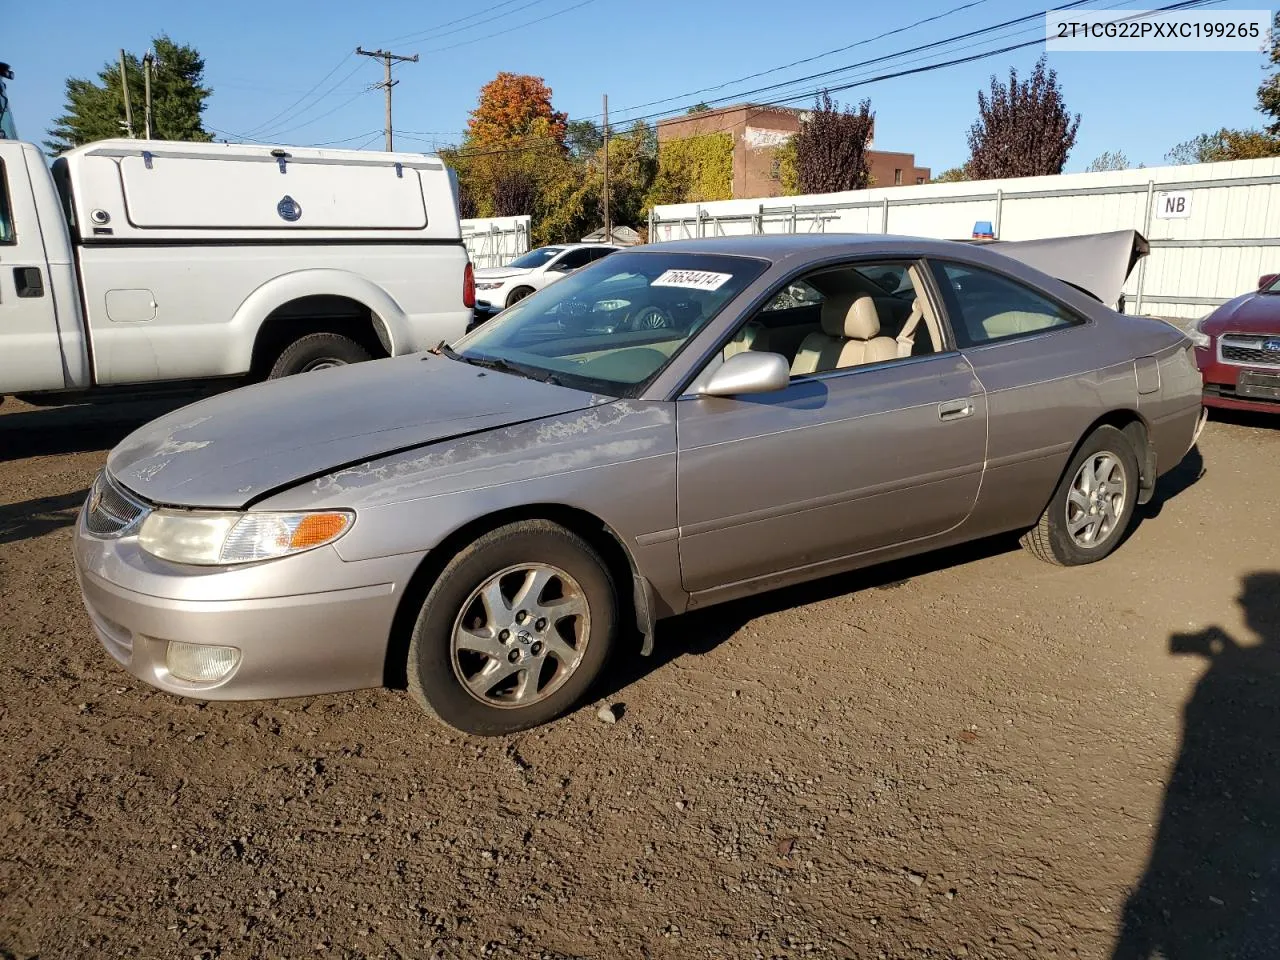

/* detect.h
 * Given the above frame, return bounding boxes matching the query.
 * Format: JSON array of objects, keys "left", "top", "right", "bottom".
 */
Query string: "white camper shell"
[{"left": 0, "top": 138, "right": 473, "bottom": 398}]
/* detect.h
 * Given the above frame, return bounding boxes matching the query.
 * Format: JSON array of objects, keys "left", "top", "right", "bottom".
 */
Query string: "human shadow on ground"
[
  {"left": 1113, "top": 571, "right": 1280, "bottom": 960},
  {"left": 0, "top": 490, "right": 90, "bottom": 547}
]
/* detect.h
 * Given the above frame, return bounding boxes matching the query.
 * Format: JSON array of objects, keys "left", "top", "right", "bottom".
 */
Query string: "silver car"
[{"left": 73, "top": 234, "right": 1205, "bottom": 734}]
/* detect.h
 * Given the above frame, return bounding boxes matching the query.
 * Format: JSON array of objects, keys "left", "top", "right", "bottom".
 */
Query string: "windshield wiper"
[{"left": 440, "top": 344, "right": 564, "bottom": 386}]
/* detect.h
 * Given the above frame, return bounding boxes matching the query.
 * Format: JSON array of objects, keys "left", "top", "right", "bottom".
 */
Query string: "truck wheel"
[{"left": 268, "top": 332, "right": 372, "bottom": 379}]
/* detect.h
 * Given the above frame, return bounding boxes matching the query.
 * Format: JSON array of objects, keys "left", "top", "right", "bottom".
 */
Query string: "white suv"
[{"left": 474, "top": 243, "right": 620, "bottom": 309}]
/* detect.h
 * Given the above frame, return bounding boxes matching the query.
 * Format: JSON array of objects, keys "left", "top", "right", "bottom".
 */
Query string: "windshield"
[
  {"left": 1265, "top": 275, "right": 1280, "bottom": 294},
  {"left": 507, "top": 246, "right": 564, "bottom": 270},
  {"left": 451, "top": 251, "right": 769, "bottom": 397}
]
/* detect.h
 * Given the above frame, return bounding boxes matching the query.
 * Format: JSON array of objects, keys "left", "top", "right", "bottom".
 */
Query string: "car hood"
[
  {"left": 473, "top": 267, "right": 531, "bottom": 281},
  {"left": 1202, "top": 291, "right": 1280, "bottom": 334},
  {"left": 107, "top": 354, "right": 601, "bottom": 509}
]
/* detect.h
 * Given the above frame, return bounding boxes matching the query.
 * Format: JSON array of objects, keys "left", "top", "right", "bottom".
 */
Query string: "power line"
[
  {"left": 421, "top": 0, "right": 602, "bottom": 53},
  {"left": 445, "top": 0, "right": 1224, "bottom": 162},
  {"left": 380, "top": 0, "right": 551, "bottom": 45},
  {"left": 240, "top": 59, "right": 372, "bottom": 140},
  {"left": 238, "top": 52, "right": 355, "bottom": 138},
  {"left": 607, "top": 0, "right": 998, "bottom": 121},
  {"left": 385, "top": 0, "right": 557, "bottom": 46}
]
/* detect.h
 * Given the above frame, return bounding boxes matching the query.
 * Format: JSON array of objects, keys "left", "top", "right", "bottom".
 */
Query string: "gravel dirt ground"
[{"left": 1, "top": 395, "right": 1278, "bottom": 960}]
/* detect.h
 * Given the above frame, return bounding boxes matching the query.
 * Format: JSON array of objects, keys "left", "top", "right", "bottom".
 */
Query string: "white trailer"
[{"left": 0, "top": 138, "right": 474, "bottom": 401}]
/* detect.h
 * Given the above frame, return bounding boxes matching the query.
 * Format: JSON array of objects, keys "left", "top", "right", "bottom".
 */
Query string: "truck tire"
[{"left": 268, "top": 332, "right": 372, "bottom": 379}]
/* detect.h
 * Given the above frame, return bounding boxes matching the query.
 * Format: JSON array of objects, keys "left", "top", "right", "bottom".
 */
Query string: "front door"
[
  {"left": 0, "top": 144, "right": 65, "bottom": 392},
  {"left": 676, "top": 353, "right": 987, "bottom": 594}
]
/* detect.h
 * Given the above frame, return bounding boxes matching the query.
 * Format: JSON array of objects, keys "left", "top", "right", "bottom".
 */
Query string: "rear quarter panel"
[{"left": 961, "top": 316, "right": 1145, "bottom": 537}]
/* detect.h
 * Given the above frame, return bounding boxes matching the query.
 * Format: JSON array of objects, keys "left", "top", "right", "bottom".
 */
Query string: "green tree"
[
  {"left": 932, "top": 166, "right": 969, "bottom": 183},
  {"left": 1259, "top": 12, "right": 1280, "bottom": 135},
  {"left": 46, "top": 36, "right": 211, "bottom": 153},
  {"left": 1086, "top": 150, "right": 1130, "bottom": 172},
  {"left": 1166, "top": 128, "right": 1280, "bottom": 164}
]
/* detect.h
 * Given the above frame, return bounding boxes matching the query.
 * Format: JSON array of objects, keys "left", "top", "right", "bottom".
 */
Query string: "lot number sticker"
[{"left": 652, "top": 269, "right": 733, "bottom": 291}]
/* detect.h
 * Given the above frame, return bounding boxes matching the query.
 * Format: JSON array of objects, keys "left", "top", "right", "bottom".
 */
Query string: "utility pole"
[
  {"left": 142, "top": 52, "right": 153, "bottom": 139},
  {"left": 118, "top": 49, "right": 134, "bottom": 138},
  {"left": 356, "top": 46, "right": 418, "bottom": 151},
  {"left": 602, "top": 93, "right": 611, "bottom": 242}
]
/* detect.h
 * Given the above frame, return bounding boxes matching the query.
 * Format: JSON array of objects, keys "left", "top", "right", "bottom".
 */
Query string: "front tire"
[
  {"left": 506, "top": 286, "right": 535, "bottom": 308},
  {"left": 407, "top": 521, "right": 618, "bottom": 735},
  {"left": 1020, "top": 425, "right": 1140, "bottom": 566},
  {"left": 268, "top": 332, "right": 372, "bottom": 379}
]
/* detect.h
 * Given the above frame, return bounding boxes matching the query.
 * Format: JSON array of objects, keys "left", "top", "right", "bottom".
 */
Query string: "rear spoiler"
[{"left": 965, "top": 229, "right": 1149, "bottom": 310}]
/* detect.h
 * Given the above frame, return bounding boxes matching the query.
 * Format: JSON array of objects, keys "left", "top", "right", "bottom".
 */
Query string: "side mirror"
[
  {"left": 699, "top": 351, "right": 790, "bottom": 398},
  {"left": 1259, "top": 273, "right": 1278, "bottom": 291}
]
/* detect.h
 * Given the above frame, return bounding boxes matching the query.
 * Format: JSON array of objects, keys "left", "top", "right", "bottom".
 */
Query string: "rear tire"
[
  {"left": 267, "top": 332, "right": 371, "bottom": 379},
  {"left": 1021, "top": 425, "right": 1140, "bottom": 566},
  {"left": 407, "top": 520, "right": 618, "bottom": 735}
]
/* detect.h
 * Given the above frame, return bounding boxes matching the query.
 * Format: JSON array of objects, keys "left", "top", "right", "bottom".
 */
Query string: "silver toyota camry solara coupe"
[{"left": 74, "top": 234, "right": 1205, "bottom": 734}]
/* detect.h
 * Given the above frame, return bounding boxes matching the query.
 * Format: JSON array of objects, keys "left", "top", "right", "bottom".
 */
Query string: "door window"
[
  {"left": 931, "top": 261, "right": 1081, "bottom": 347},
  {"left": 0, "top": 159, "right": 14, "bottom": 244},
  {"left": 719, "top": 260, "right": 943, "bottom": 377},
  {"left": 553, "top": 247, "right": 598, "bottom": 271}
]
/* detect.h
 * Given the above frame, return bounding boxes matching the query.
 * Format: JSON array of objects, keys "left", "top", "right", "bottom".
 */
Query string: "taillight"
[{"left": 463, "top": 261, "right": 476, "bottom": 309}]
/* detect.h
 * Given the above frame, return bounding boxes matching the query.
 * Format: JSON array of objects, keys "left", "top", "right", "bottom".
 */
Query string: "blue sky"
[{"left": 7, "top": 0, "right": 1275, "bottom": 172}]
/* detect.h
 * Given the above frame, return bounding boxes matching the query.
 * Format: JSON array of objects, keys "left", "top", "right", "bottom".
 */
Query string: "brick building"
[{"left": 656, "top": 103, "right": 930, "bottom": 199}]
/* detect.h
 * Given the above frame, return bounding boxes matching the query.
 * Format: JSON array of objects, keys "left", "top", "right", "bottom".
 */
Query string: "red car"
[{"left": 1192, "top": 272, "right": 1280, "bottom": 414}]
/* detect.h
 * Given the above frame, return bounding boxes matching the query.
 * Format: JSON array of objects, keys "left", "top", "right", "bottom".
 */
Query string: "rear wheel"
[
  {"left": 1021, "top": 425, "right": 1140, "bottom": 566},
  {"left": 407, "top": 520, "right": 618, "bottom": 735},
  {"left": 267, "top": 332, "right": 372, "bottom": 379}
]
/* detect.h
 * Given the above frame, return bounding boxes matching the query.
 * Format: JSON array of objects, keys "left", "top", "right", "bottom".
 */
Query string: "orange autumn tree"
[
  {"left": 466, "top": 72, "right": 567, "bottom": 147},
  {"left": 446, "top": 72, "right": 580, "bottom": 240}
]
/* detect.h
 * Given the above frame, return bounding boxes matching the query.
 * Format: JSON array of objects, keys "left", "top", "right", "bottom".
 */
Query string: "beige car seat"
[{"left": 791, "top": 295, "right": 897, "bottom": 376}]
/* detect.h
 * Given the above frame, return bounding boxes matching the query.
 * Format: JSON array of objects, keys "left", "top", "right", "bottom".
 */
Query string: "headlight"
[
  {"left": 1188, "top": 317, "right": 1213, "bottom": 349},
  {"left": 138, "top": 510, "right": 353, "bottom": 565},
  {"left": 475, "top": 281, "right": 504, "bottom": 291}
]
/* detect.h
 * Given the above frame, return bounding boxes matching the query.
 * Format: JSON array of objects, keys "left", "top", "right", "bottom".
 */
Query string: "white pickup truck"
[{"left": 0, "top": 138, "right": 474, "bottom": 402}]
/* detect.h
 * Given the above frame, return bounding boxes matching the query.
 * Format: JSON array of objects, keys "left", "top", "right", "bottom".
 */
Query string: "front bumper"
[
  {"left": 1195, "top": 345, "right": 1280, "bottom": 415},
  {"left": 72, "top": 507, "right": 422, "bottom": 701}
]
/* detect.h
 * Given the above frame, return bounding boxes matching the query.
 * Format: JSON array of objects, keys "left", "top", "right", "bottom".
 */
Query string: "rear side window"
[
  {"left": 931, "top": 261, "right": 1081, "bottom": 347},
  {"left": 0, "top": 159, "right": 14, "bottom": 243}
]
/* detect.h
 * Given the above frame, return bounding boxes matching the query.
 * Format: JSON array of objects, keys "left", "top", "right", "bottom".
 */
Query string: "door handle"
[
  {"left": 14, "top": 267, "right": 45, "bottom": 298},
  {"left": 938, "top": 397, "right": 974, "bottom": 421}
]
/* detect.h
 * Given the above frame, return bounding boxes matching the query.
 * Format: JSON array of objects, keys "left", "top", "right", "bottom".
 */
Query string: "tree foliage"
[
  {"left": 466, "top": 72, "right": 567, "bottom": 147},
  {"left": 46, "top": 36, "right": 211, "bottom": 154},
  {"left": 1165, "top": 128, "right": 1280, "bottom": 164},
  {"left": 932, "top": 166, "right": 969, "bottom": 183},
  {"left": 646, "top": 133, "right": 734, "bottom": 207},
  {"left": 791, "top": 92, "right": 874, "bottom": 194},
  {"left": 1086, "top": 150, "right": 1130, "bottom": 172},
  {"left": 1260, "top": 12, "right": 1280, "bottom": 135},
  {"left": 965, "top": 56, "right": 1079, "bottom": 179}
]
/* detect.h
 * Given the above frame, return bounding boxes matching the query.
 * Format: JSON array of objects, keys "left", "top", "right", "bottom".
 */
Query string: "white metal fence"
[
  {"left": 461, "top": 215, "right": 531, "bottom": 269},
  {"left": 650, "top": 158, "right": 1280, "bottom": 319}
]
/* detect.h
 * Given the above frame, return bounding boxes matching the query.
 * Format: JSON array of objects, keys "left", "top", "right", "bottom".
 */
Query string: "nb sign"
[{"left": 1155, "top": 191, "right": 1192, "bottom": 220}]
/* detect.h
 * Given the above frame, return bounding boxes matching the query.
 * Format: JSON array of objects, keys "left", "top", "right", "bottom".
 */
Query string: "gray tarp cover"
[{"left": 972, "top": 230, "right": 1150, "bottom": 309}]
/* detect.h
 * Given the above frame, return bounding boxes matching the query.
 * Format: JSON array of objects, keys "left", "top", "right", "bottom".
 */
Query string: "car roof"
[{"left": 634, "top": 233, "right": 976, "bottom": 261}]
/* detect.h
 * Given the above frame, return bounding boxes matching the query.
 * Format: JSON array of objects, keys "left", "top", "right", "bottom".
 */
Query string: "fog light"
[{"left": 166, "top": 642, "right": 241, "bottom": 683}]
